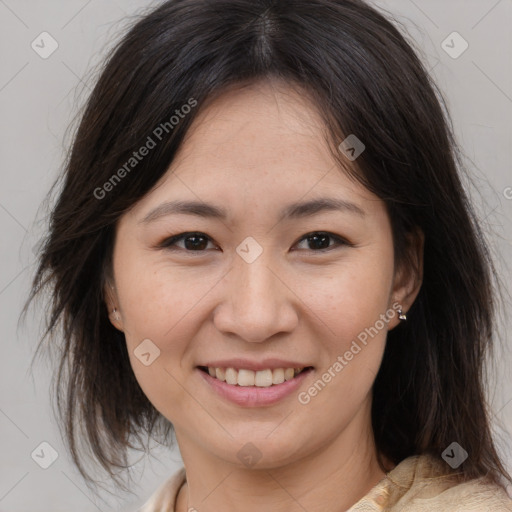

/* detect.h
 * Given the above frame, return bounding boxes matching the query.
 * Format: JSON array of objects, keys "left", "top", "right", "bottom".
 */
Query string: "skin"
[{"left": 105, "top": 79, "right": 423, "bottom": 512}]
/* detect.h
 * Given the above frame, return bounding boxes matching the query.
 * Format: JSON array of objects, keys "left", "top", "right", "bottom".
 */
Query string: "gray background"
[{"left": 1, "top": 0, "right": 511, "bottom": 510}]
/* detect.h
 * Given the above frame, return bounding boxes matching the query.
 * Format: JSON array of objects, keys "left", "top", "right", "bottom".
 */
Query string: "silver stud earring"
[
  {"left": 112, "top": 308, "right": 120, "bottom": 321},
  {"left": 398, "top": 308, "right": 407, "bottom": 321}
]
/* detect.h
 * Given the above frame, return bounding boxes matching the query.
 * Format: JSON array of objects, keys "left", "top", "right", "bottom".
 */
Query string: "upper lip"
[{"left": 198, "top": 358, "right": 313, "bottom": 372}]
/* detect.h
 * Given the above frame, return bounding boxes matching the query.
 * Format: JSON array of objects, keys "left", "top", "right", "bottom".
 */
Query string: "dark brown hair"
[{"left": 23, "top": 0, "right": 512, "bottom": 493}]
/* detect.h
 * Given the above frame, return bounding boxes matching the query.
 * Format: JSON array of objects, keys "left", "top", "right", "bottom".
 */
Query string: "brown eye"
[
  {"left": 294, "top": 232, "right": 349, "bottom": 252},
  {"left": 160, "top": 232, "right": 217, "bottom": 251}
]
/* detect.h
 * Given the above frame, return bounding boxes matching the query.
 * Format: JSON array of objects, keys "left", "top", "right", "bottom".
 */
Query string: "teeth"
[
  {"left": 255, "top": 369, "right": 273, "bottom": 387},
  {"left": 205, "top": 366, "right": 306, "bottom": 386},
  {"left": 272, "top": 368, "right": 284, "bottom": 385},
  {"left": 284, "top": 368, "right": 295, "bottom": 381},
  {"left": 238, "top": 369, "right": 255, "bottom": 386},
  {"left": 225, "top": 367, "right": 238, "bottom": 385}
]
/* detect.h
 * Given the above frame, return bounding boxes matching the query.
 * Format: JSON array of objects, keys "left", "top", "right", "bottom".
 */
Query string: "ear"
[
  {"left": 388, "top": 227, "right": 424, "bottom": 330},
  {"left": 104, "top": 281, "right": 124, "bottom": 332}
]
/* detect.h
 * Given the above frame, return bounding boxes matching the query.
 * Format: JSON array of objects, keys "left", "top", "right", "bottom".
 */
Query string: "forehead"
[
  {"left": 126, "top": 80, "right": 382, "bottom": 223},
  {"left": 171, "top": 80, "right": 333, "bottom": 178},
  {"left": 187, "top": 80, "right": 324, "bottom": 140}
]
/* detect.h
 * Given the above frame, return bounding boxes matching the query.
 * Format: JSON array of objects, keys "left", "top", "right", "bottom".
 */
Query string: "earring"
[
  {"left": 112, "top": 307, "right": 120, "bottom": 321},
  {"left": 398, "top": 308, "right": 407, "bottom": 321}
]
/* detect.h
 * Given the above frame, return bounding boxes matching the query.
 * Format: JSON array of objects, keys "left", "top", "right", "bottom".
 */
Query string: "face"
[{"left": 106, "top": 80, "right": 421, "bottom": 470}]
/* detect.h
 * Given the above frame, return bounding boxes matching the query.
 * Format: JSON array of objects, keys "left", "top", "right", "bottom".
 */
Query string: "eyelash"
[{"left": 157, "top": 231, "right": 352, "bottom": 253}]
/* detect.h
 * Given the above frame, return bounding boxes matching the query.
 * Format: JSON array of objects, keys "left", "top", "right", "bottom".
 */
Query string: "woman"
[{"left": 24, "top": 0, "right": 512, "bottom": 510}]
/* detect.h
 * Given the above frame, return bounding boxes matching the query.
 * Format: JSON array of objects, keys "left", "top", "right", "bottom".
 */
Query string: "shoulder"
[
  {"left": 394, "top": 477, "right": 512, "bottom": 511},
  {"left": 385, "top": 454, "right": 512, "bottom": 512},
  {"left": 139, "top": 458, "right": 512, "bottom": 511},
  {"left": 138, "top": 467, "right": 187, "bottom": 512}
]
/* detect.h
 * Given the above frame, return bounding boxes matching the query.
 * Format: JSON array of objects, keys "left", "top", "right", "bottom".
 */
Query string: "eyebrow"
[{"left": 140, "top": 197, "right": 365, "bottom": 225}]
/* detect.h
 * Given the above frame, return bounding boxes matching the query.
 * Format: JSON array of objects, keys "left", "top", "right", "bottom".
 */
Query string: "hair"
[{"left": 23, "top": 0, "right": 512, "bottom": 494}]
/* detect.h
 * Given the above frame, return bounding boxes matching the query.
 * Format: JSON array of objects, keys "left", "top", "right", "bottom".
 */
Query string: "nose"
[{"left": 213, "top": 252, "right": 298, "bottom": 343}]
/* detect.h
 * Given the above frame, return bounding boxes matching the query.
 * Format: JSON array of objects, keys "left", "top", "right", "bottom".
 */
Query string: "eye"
[
  {"left": 159, "top": 232, "right": 218, "bottom": 252},
  {"left": 293, "top": 231, "right": 349, "bottom": 252},
  {"left": 157, "top": 231, "right": 351, "bottom": 253}
]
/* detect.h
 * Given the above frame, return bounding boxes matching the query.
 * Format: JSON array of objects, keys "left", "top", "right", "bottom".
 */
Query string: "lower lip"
[{"left": 197, "top": 368, "right": 313, "bottom": 407}]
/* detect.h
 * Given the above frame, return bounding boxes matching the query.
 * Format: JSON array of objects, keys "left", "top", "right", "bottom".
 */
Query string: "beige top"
[{"left": 139, "top": 454, "right": 512, "bottom": 511}]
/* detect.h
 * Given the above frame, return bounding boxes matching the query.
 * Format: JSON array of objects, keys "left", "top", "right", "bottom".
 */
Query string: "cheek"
[
  {"left": 114, "top": 253, "right": 226, "bottom": 416},
  {"left": 298, "top": 254, "right": 394, "bottom": 341},
  {"left": 115, "top": 246, "right": 214, "bottom": 344},
  {"left": 298, "top": 247, "right": 393, "bottom": 402},
  {"left": 299, "top": 269, "right": 391, "bottom": 423},
  {"left": 115, "top": 260, "right": 208, "bottom": 421}
]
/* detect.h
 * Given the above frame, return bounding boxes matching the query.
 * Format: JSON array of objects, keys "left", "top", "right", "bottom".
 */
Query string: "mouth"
[
  {"left": 197, "top": 365, "right": 314, "bottom": 387},
  {"left": 196, "top": 364, "right": 315, "bottom": 407}
]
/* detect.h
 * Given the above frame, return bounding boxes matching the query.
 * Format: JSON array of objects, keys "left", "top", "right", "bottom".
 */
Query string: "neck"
[{"left": 174, "top": 405, "right": 390, "bottom": 512}]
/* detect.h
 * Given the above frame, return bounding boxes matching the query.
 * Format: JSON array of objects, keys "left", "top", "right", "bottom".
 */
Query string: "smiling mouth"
[{"left": 197, "top": 366, "right": 314, "bottom": 387}]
